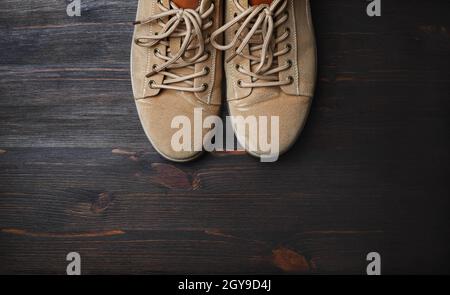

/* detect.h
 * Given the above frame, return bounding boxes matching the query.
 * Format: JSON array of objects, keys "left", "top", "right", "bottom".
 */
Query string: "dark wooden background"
[{"left": 0, "top": 0, "right": 449, "bottom": 275}]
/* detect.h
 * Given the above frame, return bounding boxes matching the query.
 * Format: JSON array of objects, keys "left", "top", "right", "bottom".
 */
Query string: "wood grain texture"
[{"left": 0, "top": 0, "right": 449, "bottom": 274}]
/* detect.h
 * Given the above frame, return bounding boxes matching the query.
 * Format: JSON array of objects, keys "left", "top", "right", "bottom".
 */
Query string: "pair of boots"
[{"left": 131, "top": 0, "right": 316, "bottom": 162}]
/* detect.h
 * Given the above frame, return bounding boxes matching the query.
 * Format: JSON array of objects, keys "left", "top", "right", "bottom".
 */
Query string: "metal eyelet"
[
  {"left": 235, "top": 64, "right": 241, "bottom": 71},
  {"left": 286, "top": 44, "right": 292, "bottom": 52},
  {"left": 154, "top": 48, "right": 160, "bottom": 55},
  {"left": 148, "top": 80, "right": 156, "bottom": 88},
  {"left": 201, "top": 83, "right": 209, "bottom": 91},
  {"left": 237, "top": 80, "right": 243, "bottom": 87},
  {"left": 287, "top": 76, "right": 294, "bottom": 84},
  {"left": 203, "top": 66, "right": 210, "bottom": 74},
  {"left": 287, "top": 60, "right": 293, "bottom": 67}
]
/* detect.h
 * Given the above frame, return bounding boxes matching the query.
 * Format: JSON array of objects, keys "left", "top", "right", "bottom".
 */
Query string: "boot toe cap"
[
  {"left": 135, "top": 93, "right": 220, "bottom": 162},
  {"left": 228, "top": 94, "right": 312, "bottom": 158}
]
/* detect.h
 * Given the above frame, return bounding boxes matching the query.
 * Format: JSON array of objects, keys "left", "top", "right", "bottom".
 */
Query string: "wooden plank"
[{"left": 0, "top": 0, "right": 449, "bottom": 274}]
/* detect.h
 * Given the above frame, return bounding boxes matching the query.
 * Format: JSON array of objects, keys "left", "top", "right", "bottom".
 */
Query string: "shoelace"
[
  {"left": 133, "top": 1, "right": 214, "bottom": 92},
  {"left": 210, "top": 0, "right": 292, "bottom": 88}
]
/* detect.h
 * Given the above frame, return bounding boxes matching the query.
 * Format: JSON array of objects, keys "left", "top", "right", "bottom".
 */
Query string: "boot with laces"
[
  {"left": 131, "top": 0, "right": 222, "bottom": 162},
  {"left": 211, "top": 0, "right": 316, "bottom": 158}
]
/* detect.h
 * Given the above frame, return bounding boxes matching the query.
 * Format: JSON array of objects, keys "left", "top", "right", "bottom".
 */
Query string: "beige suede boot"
[
  {"left": 131, "top": 0, "right": 222, "bottom": 162},
  {"left": 211, "top": 0, "right": 316, "bottom": 158}
]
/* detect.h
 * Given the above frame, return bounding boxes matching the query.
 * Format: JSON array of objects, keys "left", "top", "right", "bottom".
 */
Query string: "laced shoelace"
[
  {"left": 133, "top": 1, "right": 214, "bottom": 92},
  {"left": 210, "top": 0, "right": 292, "bottom": 88}
]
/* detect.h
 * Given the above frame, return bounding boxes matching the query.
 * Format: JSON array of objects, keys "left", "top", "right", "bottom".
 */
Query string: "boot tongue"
[
  {"left": 169, "top": 0, "right": 205, "bottom": 52},
  {"left": 249, "top": 0, "right": 273, "bottom": 6},
  {"left": 172, "top": 0, "right": 200, "bottom": 9}
]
